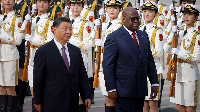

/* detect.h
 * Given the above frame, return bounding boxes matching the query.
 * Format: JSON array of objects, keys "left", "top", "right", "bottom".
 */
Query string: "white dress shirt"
[{"left": 54, "top": 39, "right": 70, "bottom": 66}]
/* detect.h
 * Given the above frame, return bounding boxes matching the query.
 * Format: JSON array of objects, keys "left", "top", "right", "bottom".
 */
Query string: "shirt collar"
[
  {"left": 54, "top": 38, "right": 68, "bottom": 51},
  {"left": 123, "top": 25, "right": 137, "bottom": 35}
]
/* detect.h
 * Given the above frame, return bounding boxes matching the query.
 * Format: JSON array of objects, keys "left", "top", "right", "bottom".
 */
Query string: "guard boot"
[
  {"left": 0, "top": 95, "right": 7, "bottom": 112},
  {"left": 16, "top": 79, "right": 29, "bottom": 112},
  {"left": 7, "top": 95, "right": 17, "bottom": 112},
  {"left": 158, "top": 79, "right": 165, "bottom": 112}
]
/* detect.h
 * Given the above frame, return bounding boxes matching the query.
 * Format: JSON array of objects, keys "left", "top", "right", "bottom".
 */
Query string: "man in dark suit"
[
  {"left": 102, "top": 7, "right": 159, "bottom": 112},
  {"left": 33, "top": 17, "right": 91, "bottom": 112}
]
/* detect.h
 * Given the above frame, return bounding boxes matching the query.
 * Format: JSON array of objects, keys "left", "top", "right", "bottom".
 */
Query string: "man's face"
[
  {"left": 2, "top": 0, "right": 14, "bottom": 10},
  {"left": 70, "top": 3, "right": 83, "bottom": 17},
  {"left": 54, "top": 22, "right": 72, "bottom": 42},
  {"left": 106, "top": 6, "right": 120, "bottom": 20},
  {"left": 122, "top": 9, "right": 140, "bottom": 32},
  {"left": 36, "top": 0, "right": 49, "bottom": 12},
  {"left": 143, "top": 9, "right": 156, "bottom": 23}
]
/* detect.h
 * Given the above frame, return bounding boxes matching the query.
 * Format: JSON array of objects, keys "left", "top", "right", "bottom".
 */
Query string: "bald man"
[{"left": 102, "top": 7, "right": 159, "bottom": 112}]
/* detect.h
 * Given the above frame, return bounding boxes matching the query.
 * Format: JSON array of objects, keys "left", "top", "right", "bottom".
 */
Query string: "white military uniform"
[
  {"left": 140, "top": 22, "right": 163, "bottom": 100},
  {"left": 158, "top": 2, "right": 169, "bottom": 25},
  {"left": 69, "top": 16, "right": 94, "bottom": 78},
  {"left": 97, "top": 18, "right": 122, "bottom": 96},
  {"left": 0, "top": 11, "right": 24, "bottom": 86},
  {"left": 164, "top": 27, "right": 200, "bottom": 106},
  {"left": 81, "top": 6, "right": 95, "bottom": 29},
  {"left": 20, "top": 13, "right": 54, "bottom": 87}
]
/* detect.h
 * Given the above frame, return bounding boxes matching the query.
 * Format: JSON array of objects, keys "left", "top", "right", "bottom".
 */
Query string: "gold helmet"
[
  {"left": 182, "top": 4, "right": 199, "bottom": 16},
  {"left": 141, "top": 1, "right": 158, "bottom": 13},
  {"left": 105, "top": 0, "right": 122, "bottom": 6}
]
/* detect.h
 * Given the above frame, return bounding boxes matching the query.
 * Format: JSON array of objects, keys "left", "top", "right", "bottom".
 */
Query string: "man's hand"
[
  {"left": 150, "top": 86, "right": 158, "bottom": 100},
  {"left": 85, "top": 99, "right": 91, "bottom": 111},
  {"left": 108, "top": 91, "right": 117, "bottom": 101},
  {"left": 34, "top": 104, "right": 42, "bottom": 112}
]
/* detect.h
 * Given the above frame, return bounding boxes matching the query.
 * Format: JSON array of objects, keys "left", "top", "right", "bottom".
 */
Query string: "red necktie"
[{"left": 132, "top": 32, "right": 138, "bottom": 46}]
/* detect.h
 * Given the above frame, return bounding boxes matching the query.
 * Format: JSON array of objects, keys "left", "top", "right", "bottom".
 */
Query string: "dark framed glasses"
[{"left": 126, "top": 17, "right": 140, "bottom": 22}]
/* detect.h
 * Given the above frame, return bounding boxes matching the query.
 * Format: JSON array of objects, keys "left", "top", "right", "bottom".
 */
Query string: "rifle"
[
  {"left": 169, "top": 0, "right": 178, "bottom": 97},
  {"left": 64, "top": 0, "right": 69, "bottom": 17},
  {"left": 93, "top": 0, "right": 105, "bottom": 88},
  {"left": 22, "top": 6, "right": 31, "bottom": 81}
]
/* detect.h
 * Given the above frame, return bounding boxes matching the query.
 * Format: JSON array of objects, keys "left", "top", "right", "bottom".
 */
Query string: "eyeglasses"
[{"left": 126, "top": 17, "right": 140, "bottom": 22}]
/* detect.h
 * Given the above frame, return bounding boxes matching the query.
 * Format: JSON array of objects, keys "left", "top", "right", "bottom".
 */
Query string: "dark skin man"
[{"left": 108, "top": 7, "right": 158, "bottom": 101}]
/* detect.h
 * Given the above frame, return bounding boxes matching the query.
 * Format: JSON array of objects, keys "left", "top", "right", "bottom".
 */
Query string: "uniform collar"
[
  {"left": 109, "top": 18, "right": 120, "bottom": 24},
  {"left": 144, "top": 21, "right": 155, "bottom": 28},
  {"left": 36, "top": 13, "right": 48, "bottom": 19},
  {"left": 4, "top": 11, "right": 15, "bottom": 17},
  {"left": 16, "top": 0, "right": 22, "bottom": 4},
  {"left": 72, "top": 16, "right": 82, "bottom": 22},
  {"left": 186, "top": 27, "right": 196, "bottom": 33}
]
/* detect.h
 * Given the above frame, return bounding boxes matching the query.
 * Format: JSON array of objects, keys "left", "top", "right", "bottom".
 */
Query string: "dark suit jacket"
[
  {"left": 33, "top": 39, "right": 90, "bottom": 112},
  {"left": 102, "top": 26, "right": 158, "bottom": 98}
]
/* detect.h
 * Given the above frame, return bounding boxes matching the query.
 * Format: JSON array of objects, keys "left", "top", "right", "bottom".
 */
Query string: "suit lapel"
[
  {"left": 49, "top": 40, "right": 69, "bottom": 74},
  {"left": 67, "top": 43, "right": 74, "bottom": 71},
  {"left": 121, "top": 26, "right": 139, "bottom": 56},
  {"left": 137, "top": 30, "right": 145, "bottom": 58}
]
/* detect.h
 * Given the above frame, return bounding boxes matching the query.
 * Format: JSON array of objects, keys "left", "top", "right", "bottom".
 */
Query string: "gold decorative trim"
[{"left": 183, "top": 31, "right": 198, "bottom": 53}]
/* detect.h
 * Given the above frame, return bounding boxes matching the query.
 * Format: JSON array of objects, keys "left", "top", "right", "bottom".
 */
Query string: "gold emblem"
[
  {"left": 57, "top": 2, "right": 60, "bottom": 5},
  {"left": 146, "top": 1, "right": 152, "bottom": 6},
  {"left": 18, "top": 10, "right": 21, "bottom": 13}
]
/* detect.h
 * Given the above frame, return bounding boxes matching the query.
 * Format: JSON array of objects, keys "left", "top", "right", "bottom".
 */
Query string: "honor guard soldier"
[
  {"left": 141, "top": 0, "right": 166, "bottom": 30},
  {"left": 47, "top": 0, "right": 63, "bottom": 20},
  {"left": 93, "top": 0, "right": 122, "bottom": 111},
  {"left": 69, "top": 0, "right": 94, "bottom": 111},
  {"left": 164, "top": 4, "right": 200, "bottom": 112},
  {"left": 0, "top": 0, "right": 24, "bottom": 111},
  {"left": 80, "top": 0, "right": 94, "bottom": 28},
  {"left": 118, "top": 0, "right": 132, "bottom": 22},
  {"left": 13, "top": 0, "right": 30, "bottom": 111},
  {"left": 20, "top": 0, "right": 53, "bottom": 111},
  {"left": 140, "top": 1, "right": 163, "bottom": 112}
]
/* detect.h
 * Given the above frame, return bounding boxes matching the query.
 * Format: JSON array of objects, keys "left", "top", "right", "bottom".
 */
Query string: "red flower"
[
  {"left": 18, "top": 22, "right": 22, "bottom": 28},
  {"left": 198, "top": 26, "right": 200, "bottom": 32},
  {"left": 89, "top": 16, "right": 93, "bottom": 22},
  {"left": 86, "top": 26, "right": 91, "bottom": 33},
  {"left": 164, "top": 10, "right": 168, "bottom": 16},
  {"left": 57, "top": 12, "right": 62, "bottom": 17},
  {"left": 198, "top": 40, "right": 200, "bottom": 46},
  {"left": 159, "top": 34, "right": 163, "bottom": 41},
  {"left": 160, "top": 20, "right": 164, "bottom": 26}
]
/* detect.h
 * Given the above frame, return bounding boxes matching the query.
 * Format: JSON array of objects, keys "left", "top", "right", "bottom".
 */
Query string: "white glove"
[
  {"left": 95, "top": 39, "right": 104, "bottom": 47},
  {"left": 171, "top": 48, "right": 179, "bottom": 55},
  {"left": 171, "top": 15, "right": 175, "bottom": 22},
  {"left": 25, "top": 14, "right": 31, "bottom": 22},
  {"left": 64, "top": 6, "right": 69, "bottom": 14},
  {"left": 94, "top": 19, "right": 101, "bottom": 30},
  {"left": 172, "top": 25, "right": 178, "bottom": 34},
  {"left": 32, "top": 4, "right": 37, "bottom": 10},
  {"left": 25, "top": 34, "right": 33, "bottom": 42},
  {"left": 169, "top": 4, "right": 174, "bottom": 11},
  {"left": 99, "top": 8, "right": 105, "bottom": 17}
]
